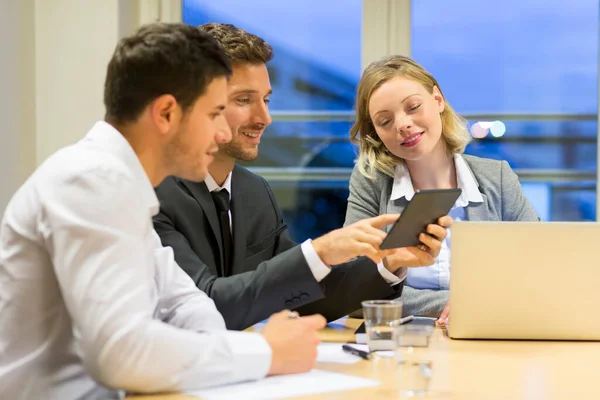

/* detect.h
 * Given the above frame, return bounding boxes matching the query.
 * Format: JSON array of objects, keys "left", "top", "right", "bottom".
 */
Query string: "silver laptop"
[{"left": 448, "top": 221, "right": 600, "bottom": 340}]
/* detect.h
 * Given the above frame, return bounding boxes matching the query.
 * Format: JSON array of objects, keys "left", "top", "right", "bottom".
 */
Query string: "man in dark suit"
[{"left": 154, "top": 23, "right": 451, "bottom": 330}]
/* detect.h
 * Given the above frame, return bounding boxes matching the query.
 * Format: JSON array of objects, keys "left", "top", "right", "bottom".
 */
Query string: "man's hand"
[
  {"left": 437, "top": 301, "right": 450, "bottom": 326},
  {"left": 383, "top": 216, "right": 453, "bottom": 273},
  {"left": 311, "top": 214, "right": 399, "bottom": 266},
  {"left": 262, "top": 310, "right": 327, "bottom": 376}
]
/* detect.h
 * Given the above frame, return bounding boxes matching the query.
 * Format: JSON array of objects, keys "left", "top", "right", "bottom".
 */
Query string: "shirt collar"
[
  {"left": 83, "top": 121, "right": 160, "bottom": 215},
  {"left": 204, "top": 171, "right": 233, "bottom": 194},
  {"left": 390, "top": 154, "right": 483, "bottom": 207}
]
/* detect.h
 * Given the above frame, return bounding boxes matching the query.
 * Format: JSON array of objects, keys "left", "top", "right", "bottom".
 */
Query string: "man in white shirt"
[{"left": 0, "top": 22, "right": 400, "bottom": 399}]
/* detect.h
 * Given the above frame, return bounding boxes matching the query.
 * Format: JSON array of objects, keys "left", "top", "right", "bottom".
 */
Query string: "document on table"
[
  {"left": 186, "top": 369, "right": 380, "bottom": 400},
  {"left": 317, "top": 342, "right": 362, "bottom": 364},
  {"left": 317, "top": 342, "right": 393, "bottom": 363}
]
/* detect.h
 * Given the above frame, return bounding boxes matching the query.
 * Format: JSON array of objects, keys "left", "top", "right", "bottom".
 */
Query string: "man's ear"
[{"left": 149, "top": 94, "right": 181, "bottom": 137}]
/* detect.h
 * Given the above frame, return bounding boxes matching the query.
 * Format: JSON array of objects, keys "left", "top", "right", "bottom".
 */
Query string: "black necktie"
[{"left": 211, "top": 189, "right": 232, "bottom": 277}]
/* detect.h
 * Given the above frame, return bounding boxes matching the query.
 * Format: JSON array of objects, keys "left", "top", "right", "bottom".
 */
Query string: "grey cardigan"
[{"left": 344, "top": 154, "right": 539, "bottom": 317}]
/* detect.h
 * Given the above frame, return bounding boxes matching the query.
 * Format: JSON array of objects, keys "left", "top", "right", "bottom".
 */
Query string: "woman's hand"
[{"left": 437, "top": 301, "right": 450, "bottom": 326}]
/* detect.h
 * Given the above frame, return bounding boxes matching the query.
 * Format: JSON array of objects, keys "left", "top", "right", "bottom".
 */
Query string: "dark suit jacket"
[{"left": 154, "top": 165, "right": 402, "bottom": 330}]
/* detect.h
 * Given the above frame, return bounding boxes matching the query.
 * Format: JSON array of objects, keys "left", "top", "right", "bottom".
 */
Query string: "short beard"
[
  {"left": 163, "top": 130, "right": 185, "bottom": 174},
  {"left": 219, "top": 139, "right": 259, "bottom": 162},
  {"left": 163, "top": 129, "right": 206, "bottom": 182}
]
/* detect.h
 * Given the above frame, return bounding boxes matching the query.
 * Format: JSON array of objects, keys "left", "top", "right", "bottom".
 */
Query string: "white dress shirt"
[
  {"left": 204, "top": 173, "right": 404, "bottom": 284},
  {"left": 0, "top": 122, "right": 271, "bottom": 400},
  {"left": 390, "top": 155, "right": 484, "bottom": 290}
]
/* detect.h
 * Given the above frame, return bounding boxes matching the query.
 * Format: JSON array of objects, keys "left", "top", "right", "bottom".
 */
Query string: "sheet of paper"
[
  {"left": 186, "top": 369, "right": 380, "bottom": 400},
  {"left": 316, "top": 342, "right": 362, "bottom": 364}
]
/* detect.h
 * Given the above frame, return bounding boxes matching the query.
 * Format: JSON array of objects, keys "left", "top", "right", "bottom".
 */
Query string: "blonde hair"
[{"left": 350, "top": 55, "right": 470, "bottom": 179}]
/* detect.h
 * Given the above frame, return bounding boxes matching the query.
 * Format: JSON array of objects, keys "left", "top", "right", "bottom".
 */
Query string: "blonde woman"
[{"left": 344, "top": 55, "right": 538, "bottom": 324}]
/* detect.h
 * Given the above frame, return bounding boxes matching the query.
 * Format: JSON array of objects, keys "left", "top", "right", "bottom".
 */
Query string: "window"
[
  {"left": 413, "top": 0, "right": 598, "bottom": 221},
  {"left": 183, "top": 0, "right": 599, "bottom": 241}
]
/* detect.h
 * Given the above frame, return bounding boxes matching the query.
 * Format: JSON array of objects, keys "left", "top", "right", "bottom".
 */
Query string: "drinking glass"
[
  {"left": 393, "top": 324, "right": 434, "bottom": 397},
  {"left": 361, "top": 300, "right": 403, "bottom": 352}
]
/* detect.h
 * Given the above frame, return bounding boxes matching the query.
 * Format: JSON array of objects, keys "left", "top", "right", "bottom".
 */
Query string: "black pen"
[{"left": 342, "top": 344, "right": 371, "bottom": 360}]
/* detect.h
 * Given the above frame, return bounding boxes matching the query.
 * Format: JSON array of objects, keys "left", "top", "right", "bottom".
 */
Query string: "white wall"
[
  {"left": 34, "top": 0, "right": 121, "bottom": 163},
  {"left": 0, "top": 0, "right": 36, "bottom": 215},
  {"left": 0, "top": 0, "right": 179, "bottom": 216}
]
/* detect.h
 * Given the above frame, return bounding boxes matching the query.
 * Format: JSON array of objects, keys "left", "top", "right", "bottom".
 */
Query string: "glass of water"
[
  {"left": 361, "top": 300, "right": 403, "bottom": 352},
  {"left": 393, "top": 324, "right": 434, "bottom": 397}
]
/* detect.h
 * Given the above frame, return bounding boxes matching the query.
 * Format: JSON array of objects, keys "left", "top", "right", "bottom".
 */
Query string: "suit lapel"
[
  {"left": 230, "top": 166, "right": 246, "bottom": 272},
  {"left": 460, "top": 158, "right": 494, "bottom": 221},
  {"left": 465, "top": 194, "right": 491, "bottom": 221},
  {"left": 181, "top": 179, "right": 226, "bottom": 276}
]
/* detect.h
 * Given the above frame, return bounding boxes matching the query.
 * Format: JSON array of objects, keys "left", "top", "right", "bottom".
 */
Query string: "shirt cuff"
[
  {"left": 377, "top": 262, "right": 407, "bottom": 286},
  {"left": 222, "top": 331, "right": 273, "bottom": 382},
  {"left": 300, "top": 239, "right": 331, "bottom": 283}
]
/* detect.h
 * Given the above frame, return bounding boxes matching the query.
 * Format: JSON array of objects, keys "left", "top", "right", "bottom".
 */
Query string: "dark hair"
[
  {"left": 199, "top": 23, "right": 273, "bottom": 65},
  {"left": 104, "top": 22, "right": 232, "bottom": 125}
]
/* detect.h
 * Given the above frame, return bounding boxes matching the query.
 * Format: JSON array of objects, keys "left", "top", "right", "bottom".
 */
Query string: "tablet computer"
[{"left": 380, "top": 188, "right": 462, "bottom": 250}]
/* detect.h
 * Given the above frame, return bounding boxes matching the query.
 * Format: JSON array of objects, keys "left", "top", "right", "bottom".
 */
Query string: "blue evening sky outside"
[
  {"left": 184, "top": 0, "right": 597, "bottom": 114},
  {"left": 184, "top": 0, "right": 363, "bottom": 85}
]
